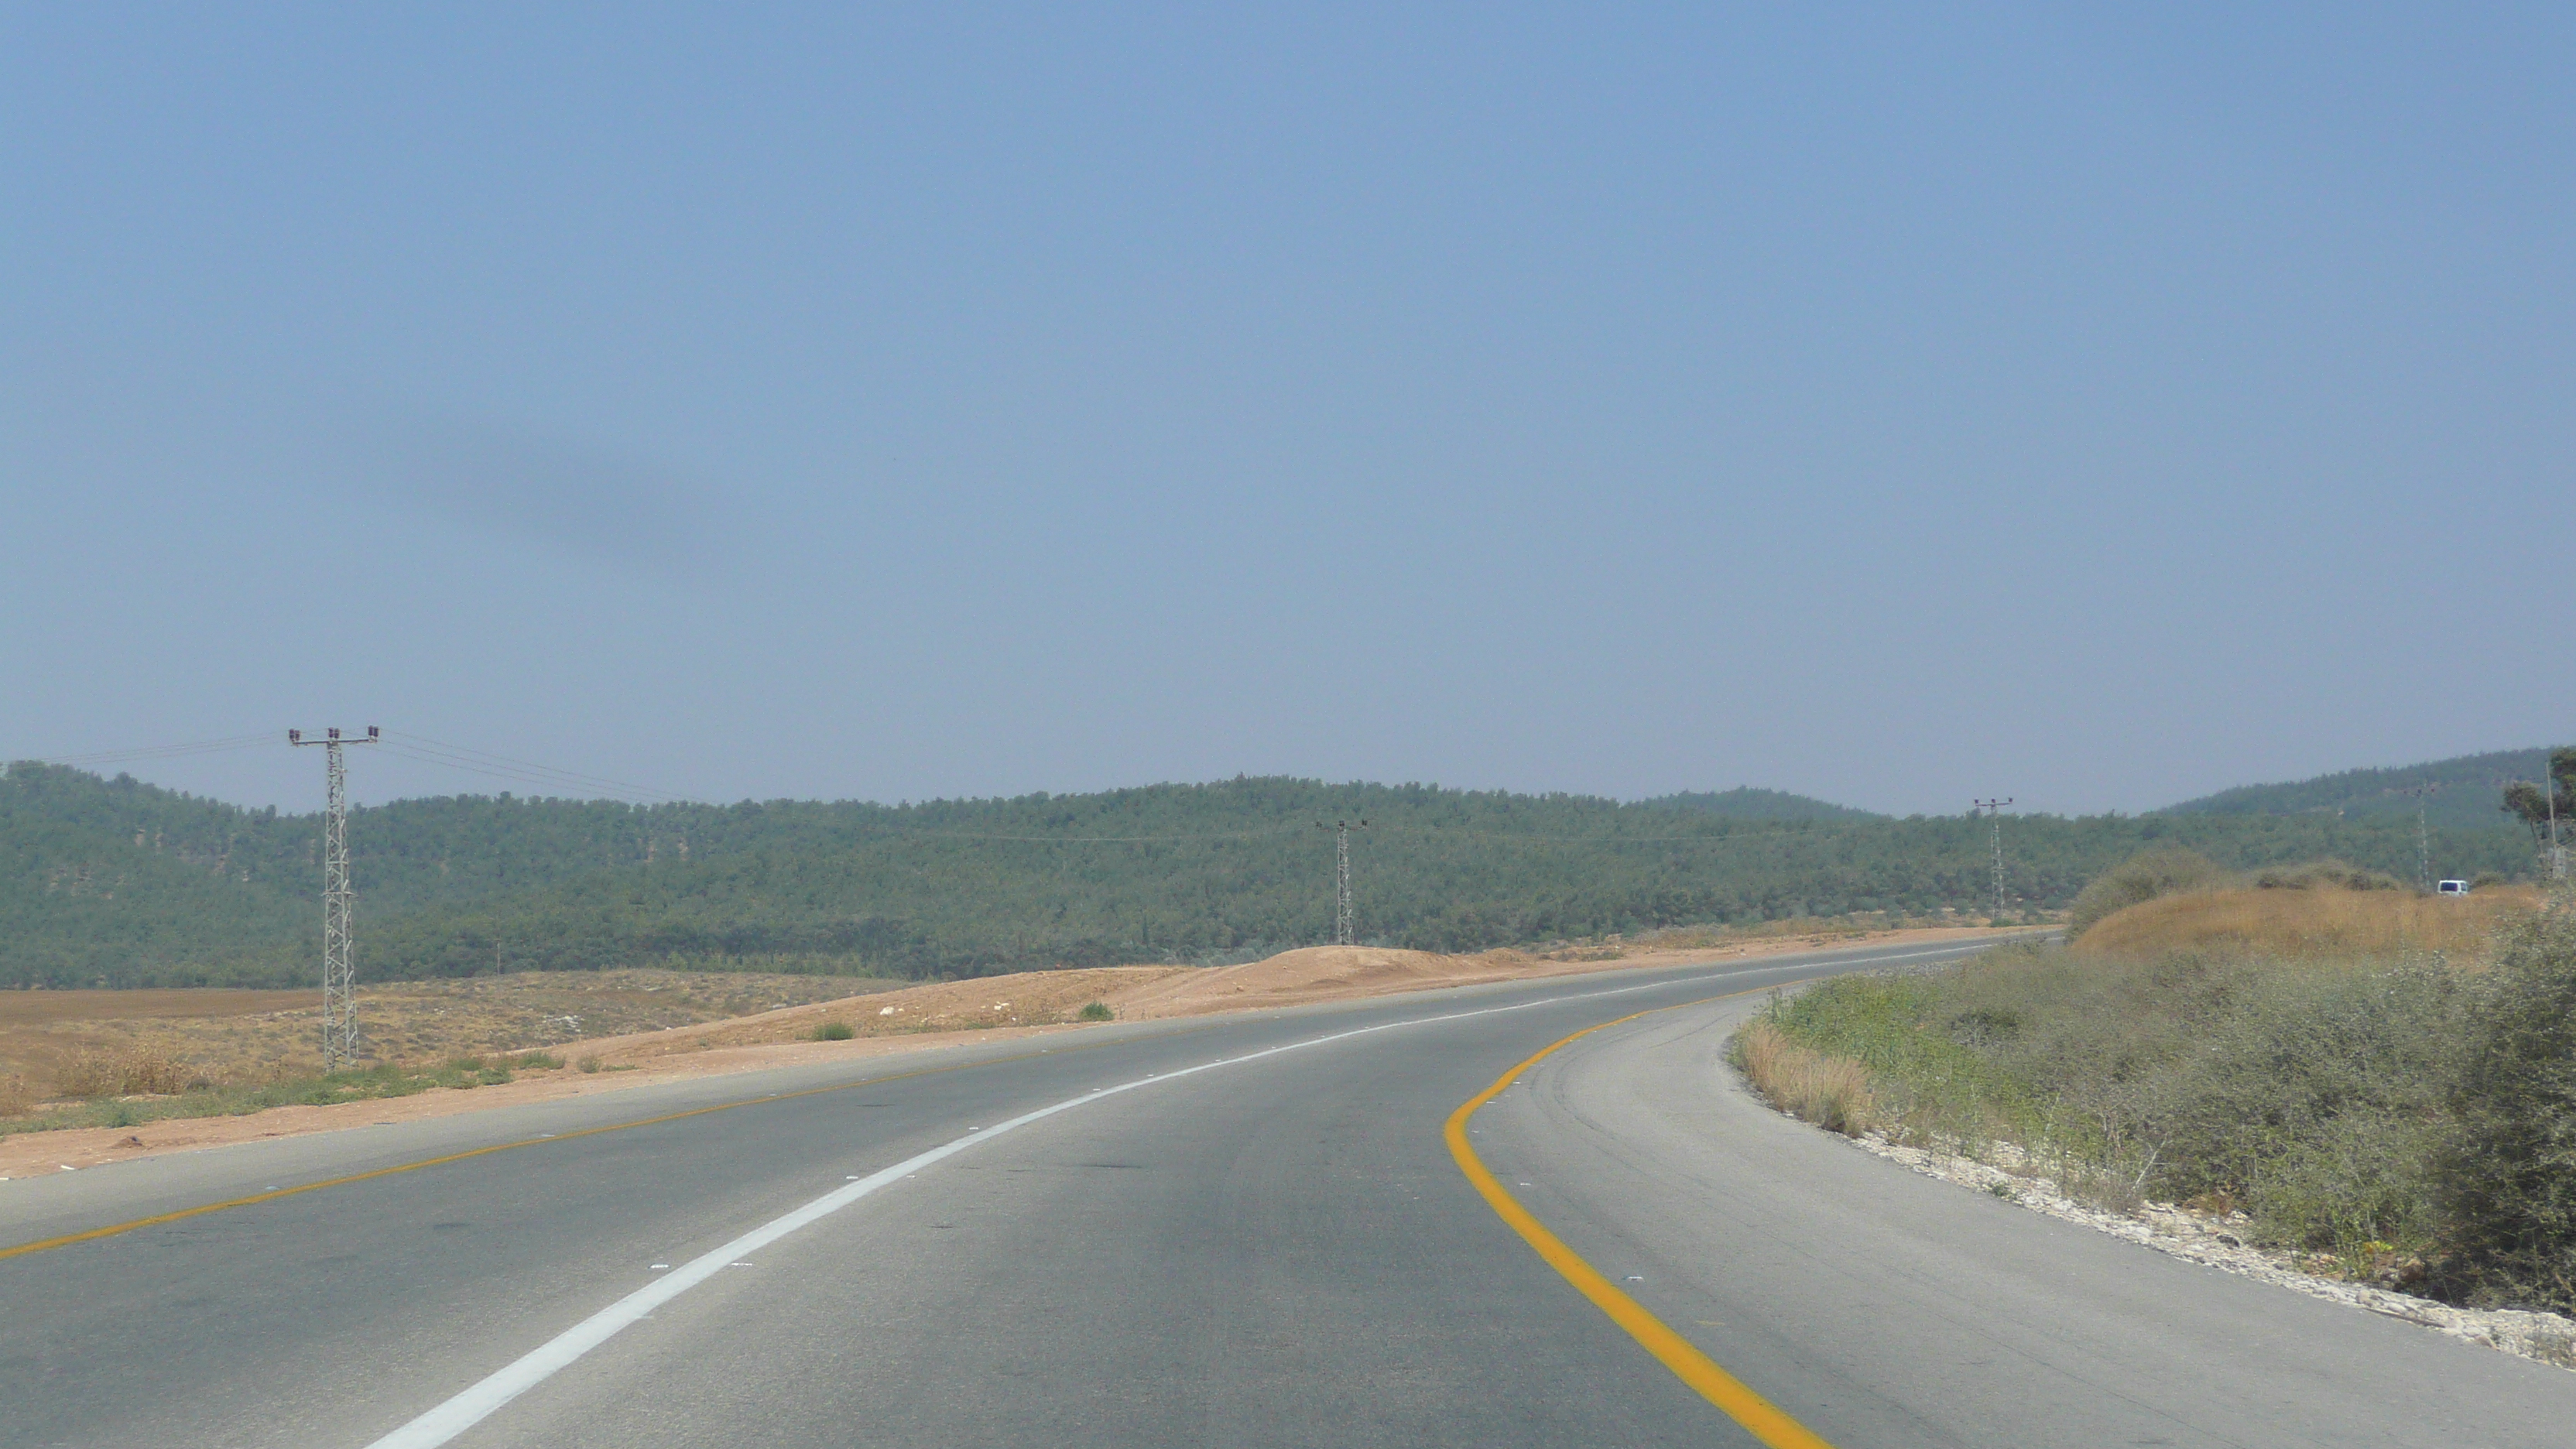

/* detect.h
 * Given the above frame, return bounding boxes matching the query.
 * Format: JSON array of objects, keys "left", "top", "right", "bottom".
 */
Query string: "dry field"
[
  {"left": 2, "top": 914, "right": 1971, "bottom": 1101},
  {"left": 2073, "top": 884, "right": 2543, "bottom": 963},
  {"left": 0, "top": 969, "right": 898, "bottom": 1100}
]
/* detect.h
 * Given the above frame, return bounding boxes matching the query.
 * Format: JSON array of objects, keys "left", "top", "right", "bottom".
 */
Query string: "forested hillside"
[
  {"left": 1634, "top": 786, "right": 1880, "bottom": 821},
  {"left": 2, "top": 762, "right": 2540, "bottom": 988},
  {"left": 2156, "top": 748, "right": 2548, "bottom": 831}
]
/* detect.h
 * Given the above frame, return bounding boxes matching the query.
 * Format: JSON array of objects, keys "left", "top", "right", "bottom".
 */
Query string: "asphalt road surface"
[{"left": 5, "top": 937, "right": 2571, "bottom": 1447}]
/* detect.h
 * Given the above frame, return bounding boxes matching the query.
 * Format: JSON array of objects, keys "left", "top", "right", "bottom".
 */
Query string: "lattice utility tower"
[
  {"left": 2550, "top": 772, "right": 2567, "bottom": 882},
  {"left": 2406, "top": 782, "right": 2441, "bottom": 891},
  {"left": 1973, "top": 799, "right": 2013, "bottom": 921},
  {"left": 1317, "top": 819, "right": 1368, "bottom": 946},
  {"left": 290, "top": 726, "right": 377, "bottom": 1069}
]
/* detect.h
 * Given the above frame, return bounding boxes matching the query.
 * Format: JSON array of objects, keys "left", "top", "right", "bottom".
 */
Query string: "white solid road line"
[{"left": 361, "top": 940, "right": 1993, "bottom": 1449}]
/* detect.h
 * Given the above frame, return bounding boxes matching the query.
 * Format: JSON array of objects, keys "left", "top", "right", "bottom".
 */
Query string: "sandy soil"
[{"left": 0, "top": 927, "right": 2008, "bottom": 1181}]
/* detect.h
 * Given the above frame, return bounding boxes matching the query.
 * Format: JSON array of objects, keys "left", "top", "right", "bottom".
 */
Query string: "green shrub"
[
  {"left": 577, "top": 1054, "right": 604, "bottom": 1074},
  {"left": 813, "top": 1021, "right": 855, "bottom": 1041},
  {"left": 1761, "top": 939, "right": 2464, "bottom": 1259},
  {"left": 2065, "top": 848, "right": 2228, "bottom": 939},
  {"left": 2439, "top": 904, "right": 2576, "bottom": 1310},
  {"left": 2139, "top": 960, "right": 2456, "bottom": 1255},
  {"left": 1077, "top": 1001, "right": 1115, "bottom": 1022}
]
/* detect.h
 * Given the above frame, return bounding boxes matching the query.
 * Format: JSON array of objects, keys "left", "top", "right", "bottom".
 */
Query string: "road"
[{"left": 4, "top": 937, "right": 2570, "bottom": 1447}]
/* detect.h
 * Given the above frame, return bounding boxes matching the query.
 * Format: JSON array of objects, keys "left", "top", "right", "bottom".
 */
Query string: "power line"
[
  {"left": 27, "top": 734, "right": 276, "bottom": 767},
  {"left": 379, "top": 731, "right": 692, "bottom": 803},
  {"left": 289, "top": 726, "right": 377, "bottom": 1070},
  {"left": 16, "top": 726, "right": 696, "bottom": 806},
  {"left": 372, "top": 742, "right": 685, "bottom": 805}
]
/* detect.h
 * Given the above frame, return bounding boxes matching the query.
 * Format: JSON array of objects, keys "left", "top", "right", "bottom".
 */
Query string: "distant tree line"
[{"left": 0, "top": 763, "right": 2542, "bottom": 988}]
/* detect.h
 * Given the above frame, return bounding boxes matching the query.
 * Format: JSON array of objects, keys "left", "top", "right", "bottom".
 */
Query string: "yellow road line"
[
  {"left": 0, "top": 1029, "right": 1169, "bottom": 1263},
  {"left": 1444, "top": 995, "right": 1838, "bottom": 1449}
]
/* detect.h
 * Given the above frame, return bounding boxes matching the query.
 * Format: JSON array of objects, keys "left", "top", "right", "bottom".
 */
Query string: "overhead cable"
[{"left": 28, "top": 734, "right": 277, "bottom": 767}]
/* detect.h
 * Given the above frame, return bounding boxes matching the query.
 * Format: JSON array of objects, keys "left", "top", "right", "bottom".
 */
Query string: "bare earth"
[{"left": 0, "top": 927, "right": 2005, "bottom": 1180}]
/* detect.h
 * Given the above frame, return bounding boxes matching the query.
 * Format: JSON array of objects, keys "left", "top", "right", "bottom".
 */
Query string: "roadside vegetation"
[
  {"left": 0, "top": 1048, "right": 575, "bottom": 1140},
  {"left": 1738, "top": 855, "right": 2576, "bottom": 1316}
]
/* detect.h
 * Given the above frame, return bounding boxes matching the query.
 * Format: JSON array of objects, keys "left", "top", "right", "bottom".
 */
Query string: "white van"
[{"left": 2437, "top": 879, "right": 2469, "bottom": 896}]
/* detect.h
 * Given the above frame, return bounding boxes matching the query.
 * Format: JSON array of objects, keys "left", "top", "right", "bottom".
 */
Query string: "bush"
[
  {"left": 514, "top": 1051, "right": 565, "bottom": 1070},
  {"left": 813, "top": 1021, "right": 855, "bottom": 1041},
  {"left": 2066, "top": 848, "right": 2228, "bottom": 939},
  {"left": 2439, "top": 904, "right": 2576, "bottom": 1310},
  {"left": 1077, "top": 1001, "right": 1114, "bottom": 1022},
  {"left": 577, "top": 1054, "right": 604, "bottom": 1074},
  {"left": 1759, "top": 940, "right": 2464, "bottom": 1259},
  {"left": 439, "top": 1055, "right": 512, "bottom": 1088},
  {"left": 2139, "top": 958, "right": 2456, "bottom": 1257}
]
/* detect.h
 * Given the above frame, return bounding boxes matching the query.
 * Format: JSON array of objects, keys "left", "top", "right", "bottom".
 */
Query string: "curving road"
[{"left": 4, "top": 937, "right": 2570, "bottom": 1448}]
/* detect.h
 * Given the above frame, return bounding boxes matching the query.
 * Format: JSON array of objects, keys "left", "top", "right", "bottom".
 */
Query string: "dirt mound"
[
  {"left": 1102, "top": 946, "right": 1547, "bottom": 1018},
  {"left": 594, "top": 966, "right": 1190, "bottom": 1061}
]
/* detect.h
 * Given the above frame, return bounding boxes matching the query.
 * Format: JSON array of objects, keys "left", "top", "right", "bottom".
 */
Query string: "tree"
[{"left": 2500, "top": 747, "right": 2576, "bottom": 848}]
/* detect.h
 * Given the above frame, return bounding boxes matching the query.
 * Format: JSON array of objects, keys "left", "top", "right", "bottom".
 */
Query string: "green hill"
[
  {"left": 2155, "top": 748, "right": 2552, "bottom": 831},
  {"left": 2, "top": 762, "right": 2541, "bottom": 989},
  {"left": 1634, "top": 787, "right": 1880, "bottom": 821}
]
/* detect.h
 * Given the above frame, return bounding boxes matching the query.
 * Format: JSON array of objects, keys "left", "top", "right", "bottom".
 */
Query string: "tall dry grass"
[
  {"left": 2074, "top": 886, "right": 2540, "bottom": 963},
  {"left": 1734, "top": 1019, "right": 1875, "bottom": 1135},
  {"left": 50, "top": 1044, "right": 194, "bottom": 1098}
]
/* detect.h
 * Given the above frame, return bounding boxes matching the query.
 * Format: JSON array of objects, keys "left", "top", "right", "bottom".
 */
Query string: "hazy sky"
[{"left": 5, "top": 5, "right": 2570, "bottom": 817}]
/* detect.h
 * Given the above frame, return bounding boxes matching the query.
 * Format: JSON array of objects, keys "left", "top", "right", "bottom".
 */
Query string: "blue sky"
[{"left": 4, "top": 5, "right": 2569, "bottom": 816}]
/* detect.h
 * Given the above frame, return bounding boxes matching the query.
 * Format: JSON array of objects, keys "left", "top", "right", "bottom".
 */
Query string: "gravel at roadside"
[{"left": 1839, "top": 1127, "right": 2576, "bottom": 1372}]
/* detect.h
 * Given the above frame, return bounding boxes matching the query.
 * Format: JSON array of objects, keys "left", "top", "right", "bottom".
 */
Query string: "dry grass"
[
  {"left": 52, "top": 1044, "right": 193, "bottom": 1098},
  {"left": 2074, "top": 885, "right": 2541, "bottom": 963},
  {"left": 1735, "top": 1019, "right": 1875, "bottom": 1135}
]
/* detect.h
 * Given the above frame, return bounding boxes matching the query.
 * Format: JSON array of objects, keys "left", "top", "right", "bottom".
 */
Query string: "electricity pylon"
[
  {"left": 2405, "top": 782, "right": 2441, "bottom": 890},
  {"left": 1317, "top": 819, "right": 1368, "bottom": 945},
  {"left": 2550, "top": 769, "right": 2567, "bottom": 882},
  {"left": 1972, "top": 799, "right": 2013, "bottom": 920},
  {"left": 290, "top": 726, "right": 377, "bottom": 1069}
]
